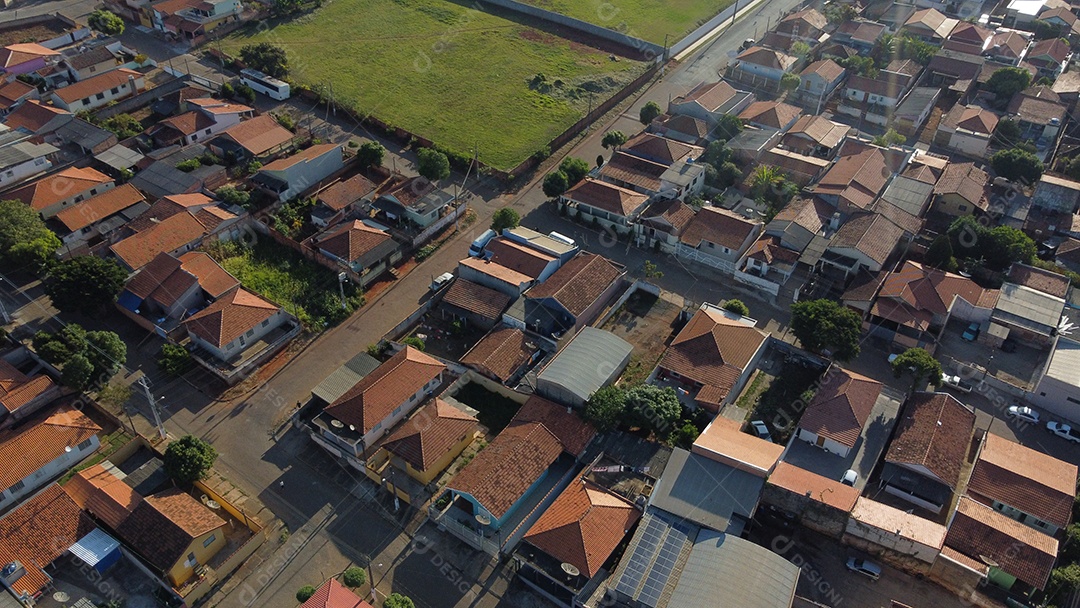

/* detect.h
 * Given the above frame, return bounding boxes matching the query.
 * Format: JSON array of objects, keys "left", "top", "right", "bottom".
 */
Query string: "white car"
[
  {"left": 941, "top": 374, "right": 973, "bottom": 393},
  {"left": 845, "top": 557, "right": 881, "bottom": 580},
  {"left": 1047, "top": 421, "right": 1080, "bottom": 443},
  {"left": 1006, "top": 405, "right": 1040, "bottom": 424},
  {"left": 841, "top": 470, "right": 858, "bottom": 486}
]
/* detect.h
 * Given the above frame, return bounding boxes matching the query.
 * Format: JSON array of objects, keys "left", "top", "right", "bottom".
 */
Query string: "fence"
[
  {"left": 95, "top": 76, "right": 201, "bottom": 119},
  {"left": 734, "top": 270, "right": 781, "bottom": 297},
  {"left": 412, "top": 203, "right": 468, "bottom": 246}
]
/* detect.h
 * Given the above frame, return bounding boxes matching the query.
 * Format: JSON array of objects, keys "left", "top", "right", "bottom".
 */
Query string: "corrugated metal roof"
[
  {"left": 668, "top": 529, "right": 799, "bottom": 608},
  {"left": 536, "top": 327, "right": 632, "bottom": 405},
  {"left": 311, "top": 352, "right": 381, "bottom": 404},
  {"left": 648, "top": 448, "right": 763, "bottom": 533},
  {"left": 68, "top": 527, "right": 121, "bottom": 566}
]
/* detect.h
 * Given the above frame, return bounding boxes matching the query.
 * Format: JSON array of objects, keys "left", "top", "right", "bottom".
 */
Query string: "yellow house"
[
  {"left": 932, "top": 162, "right": 989, "bottom": 218},
  {"left": 116, "top": 489, "right": 227, "bottom": 587},
  {"left": 380, "top": 399, "right": 480, "bottom": 485}
]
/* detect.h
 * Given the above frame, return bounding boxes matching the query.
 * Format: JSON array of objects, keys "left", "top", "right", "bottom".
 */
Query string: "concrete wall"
[{"left": 760, "top": 483, "right": 851, "bottom": 538}]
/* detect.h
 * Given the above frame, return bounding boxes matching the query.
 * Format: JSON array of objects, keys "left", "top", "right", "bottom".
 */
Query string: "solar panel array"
[{"left": 613, "top": 513, "right": 691, "bottom": 608}]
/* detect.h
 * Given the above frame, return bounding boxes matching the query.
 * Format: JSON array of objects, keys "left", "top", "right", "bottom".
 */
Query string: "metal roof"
[
  {"left": 648, "top": 448, "right": 763, "bottom": 533},
  {"left": 1044, "top": 337, "right": 1080, "bottom": 384},
  {"left": 96, "top": 144, "right": 145, "bottom": 171},
  {"left": 55, "top": 118, "right": 114, "bottom": 151},
  {"left": 69, "top": 528, "right": 121, "bottom": 567},
  {"left": 311, "top": 352, "right": 381, "bottom": 404},
  {"left": 668, "top": 529, "right": 799, "bottom": 608},
  {"left": 610, "top": 508, "right": 698, "bottom": 608},
  {"left": 536, "top": 327, "right": 632, "bottom": 405},
  {"left": 0, "top": 141, "right": 51, "bottom": 169},
  {"left": 880, "top": 175, "right": 934, "bottom": 217},
  {"left": 130, "top": 161, "right": 200, "bottom": 200},
  {"left": 993, "top": 283, "right": 1064, "bottom": 334}
]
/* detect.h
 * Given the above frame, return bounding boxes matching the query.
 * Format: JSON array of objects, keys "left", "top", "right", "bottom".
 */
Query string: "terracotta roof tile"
[
  {"left": 597, "top": 151, "right": 667, "bottom": 192},
  {"left": 658, "top": 114, "right": 709, "bottom": 139},
  {"left": 934, "top": 162, "right": 988, "bottom": 210},
  {"left": 511, "top": 395, "right": 597, "bottom": 457},
  {"left": 621, "top": 132, "right": 702, "bottom": 165},
  {"left": 192, "top": 206, "right": 237, "bottom": 232},
  {"left": 186, "top": 98, "right": 253, "bottom": 115},
  {"left": 967, "top": 432, "right": 1078, "bottom": 529},
  {"left": 801, "top": 59, "right": 845, "bottom": 83},
  {"left": 461, "top": 327, "right": 536, "bottom": 382},
  {"left": 563, "top": 177, "right": 650, "bottom": 218},
  {"left": 178, "top": 251, "right": 240, "bottom": 298},
  {"left": 673, "top": 80, "right": 740, "bottom": 112},
  {"left": 63, "top": 463, "right": 142, "bottom": 529},
  {"left": 642, "top": 198, "right": 695, "bottom": 234},
  {"left": 829, "top": 211, "right": 904, "bottom": 265},
  {"left": 768, "top": 461, "right": 860, "bottom": 511},
  {"left": 526, "top": 252, "right": 621, "bottom": 317},
  {"left": 8, "top": 166, "right": 112, "bottom": 212},
  {"left": 0, "top": 485, "right": 95, "bottom": 599},
  {"left": 813, "top": 147, "right": 891, "bottom": 210},
  {"left": 0, "top": 43, "right": 59, "bottom": 68},
  {"left": 954, "top": 106, "right": 999, "bottom": 134},
  {"left": 885, "top": 392, "right": 975, "bottom": 489},
  {"left": 524, "top": 476, "right": 640, "bottom": 577},
  {"left": 798, "top": 367, "right": 881, "bottom": 448},
  {"left": 381, "top": 399, "right": 477, "bottom": 472},
  {"left": 216, "top": 114, "right": 293, "bottom": 156},
  {"left": 52, "top": 68, "right": 142, "bottom": 104},
  {"left": 483, "top": 237, "right": 555, "bottom": 279},
  {"left": 0, "top": 79, "right": 35, "bottom": 109},
  {"left": 0, "top": 359, "right": 55, "bottom": 415},
  {"left": 736, "top": 46, "right": 799, "bottom": 71},
  {"left": 315, "top": 220, "right": 393, "bottom": 264},
  {"left": 692, "top": 416, "right": 783, "bottom": 474},
  {"left": 0, "top": 404, "right": 100, "bottom": 490},
  {"left": 1028, "top": 37, "right": 1070, "bottom": 63},
  {"left": 680, "top": 206, "right": 759, "bottom": 250},
  {"left": 317, "top": 174, "right": 378, "bottom": 211},
  {"left": 745, "top": 234, "right": 800, "bottom": 266},
  {"left": 4, "top": 99, "right": 71, "bottom": 132},
  {"left": 836, "top": 20, "right": 887, "bottom": 44},
  {"left": 110, "top": 211, "right": 209, "bottom": 270},
  {"left": 879, "top": 261, "right": 995, "bottom": 317},
  {"left": 1006, "top": 263, "right": 1069, "bottom": 298},
  {"left": 784, "top": 115, "right": 850, "bottom": 149},
  {"left": 988, "top": 31, "right": 1028, "bottom": 59},
  {"left": 1007, "top": 92, "right": 1066, "bottom": 126},
  {"left": 738, "top": 100, "right": 803, "bottom": 130},
  {"left": 324, "top": 346, "right": 445, "bottom": 433},
  {"left": 442, "top": 277, "right": 512, "bottom": 321},
  {"left": 153, "top": 110, "right": 216, "bottom": 137},
  {"left": 301, "top": 579, "right": 373, "bottom": 608},
  {"left": 183, "top": 287, "right": 280, "bottom": 348},
  {"left": 116, "top": 488, "right": 226, "bottom": 572},
  {"left": 53, "top": 183, "right": 145, "bottom": 232},
  {"left": 945, "top": 497, "right": 1057, "bottom": 589},
  {"left": 458, "top": 256, "right": 532, "bottom": 287}
]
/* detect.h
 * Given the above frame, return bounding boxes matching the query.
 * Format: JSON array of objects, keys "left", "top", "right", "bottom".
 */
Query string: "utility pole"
[{"left": 138, "top": 376, "right": 167, "bottom": 440}]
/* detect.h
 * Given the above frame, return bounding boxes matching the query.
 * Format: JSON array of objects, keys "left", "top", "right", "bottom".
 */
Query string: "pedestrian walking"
[{"left": 279, "top": 480, "right": 285, "bottom": 489}]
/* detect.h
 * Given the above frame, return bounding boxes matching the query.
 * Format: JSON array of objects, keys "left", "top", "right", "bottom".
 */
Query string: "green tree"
[
  {"left": 88, "top": 9, "right": 125, "bottom": 35},
  {"left": 61, "top": 353, "right": 94, "bottom": 390},
  {"left": 924, "top": 234, "right": 958, "bottom": 272},
  {"left": 85, "top": 330, "right": 126, "bottom": 381},
  {"left": 1049, "top": 564, "right": 1080, "bottom": 604},
  {"left": 824, "top": 3, "right": 856, "bottom": 23},
  {"left": 235, "top": 84, "right": 256, "bottom": 104},
  {"left": 1060, "top": 523, "right": 1080, "bottom": 564},
  {"left": 559, "top": 157, "right": 591, "bottom": 185},
  {"left": 708, "top": 162, "right": 742, "bottom": 189},
  {"left": 296, "top": 586, "right": 317, "bottom": 603},
  {"left": 157, "top": 343, "right": 193, "bottom": 377},
  {"left": 542, "top": 171, "right": 569, "bottom": 198},
  {"left": 44, "top": 256, "right": 128, "bottom": 316},
  {"left": 596, "top": 154, "right": 605, "bottom": 168},
  {"left": 99, "top": 114, "right": 143, "bottom": 139},
  {"left": 701, "top": 141, "right": 733, "bottom": 167},
  {"left": 357, "top": 141, "right": 385, "bottom": 168},
  {"left": 33, "top": 324, "right": 88, "bottom": 366},
  {"left": 989, "top": 225, "right": 1036, "bottom": 267},
  {"left": 625, "top": 385, "right": 682, "bottom": 435},
  {"left": 643, "top": 260, "right": 663, "bottom": 279},
  {"left": 383, "top": 594, "right": 415, "bottom": 608},
  {"left": 891, "top": 347, "right": 943, "bottom": 386},
  {"left": 780, "top": 72, "right": 800, "bottom": 91},
  {"left": 216, "top": 186, "right": 251, "bottom": 208},
  {"left": 712, "top": 114, "right": 743, "bottom": 142},
  {"left": 639, "top": 101, "right": 662, "bottom": 125},
  {"left": 163, "top": 435, "right": 218, "bottom": 484},
  {"left": 0, "top": 199, "right": 61, "bottom": 272},
  {"left": 790, "top": 41, "right": 811, "bottom": 57},
  {"left": 401, "top": 336, "right": 425, "bottom": 351},
  {"left": 601, "top": 130, "right": 628, "bottom": 149},
  {"left": 342, "top": 567, "right": 367, "bottom": 588},
  {"left": 985, "top": 67, "right": 1033, "bottom": 100},
  {"left": 584, "top": 385, "right": 626, "bottom": 432},
  {"left": 838, "top": 55, "right": 878, "bottom": 78},
  {"left": 872, "top": 128, "right": 906, "bottom": 147},
  {"left": 97, "top": 383, "right": 133, "bottom": 408},
  {"left": 1032, "top": 19, "right": 1062, "bottom": 40},
  {"left": 417, "top": 148, "right": 450, "bottom": 181},
  {"left": 668, "top": 421, "right": 699, "bottom": 448},
  {"left": 790, "top": 299, "right": 863, "bottom": 361},
  {"left": 490, "top": 207, "right": 520, "bottom": 232},
  {"left": 239, "top": 42, "right": 289, "bottom": 79},
  {"left": 723, "top": 299, "right": 750, "bottom": 316},
  {"left": 990, "top": 147, "right": 1043, "bottom": 183},
  {"left": 992, "top": 118, "right": 1022, "bottom": 148}
]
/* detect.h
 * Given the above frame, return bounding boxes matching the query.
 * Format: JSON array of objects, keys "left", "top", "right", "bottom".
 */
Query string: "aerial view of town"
[{"left": 2, "top": 0, "right": 1080, "bottom": 604}]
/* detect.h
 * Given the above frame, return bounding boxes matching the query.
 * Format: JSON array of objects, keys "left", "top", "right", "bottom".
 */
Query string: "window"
[
  {"left": 4, "top": 171, "right": 11, "bottom": 178},
  {"left": 393, "top": 406, "right": 402, "bottom": 416},
  {"left": 35, "top": 158, "right": 45, "bottom": 166},
  {"left": 82, "top": 227, "right": 92, "bottom": 234},
  {"left": 90, "top": 189, "right": 98, "bottom": 195},
  {"left": 77, "top": 438, "right": 93, "bottom": 450},
  {"left": 83, "top": 98, "right": 91, "bottom": 106},
  {"left": 192, "top": 134, "right": 198, "bottom": 141},
  {"left": 74, "top": 195, "right": 83, "bottom": 203},
  {"left": 261, "top": 319, "right": 270, "bottom": 327},
  {"left": 203, "top": 534, "right": 217, "bottom": 547},
  {"left": 409, "top": 393, "right": 417, "bottom": 402},
  {"left": 9, "top": 480, "right": 24, "bottom": 493},
  {"left": 1067, "top": 396, "right": 1080, "bottom": 405},
  {"left": 95, "top": 93, "right": 105, "bottom": 100},
  {"left": 958, "top": 205, "right": 968, "bottom": 212},
  {"left": 239, "top": 335, "right": 246, "bottom": 346},
  {"left": 372, "top": 422, "right": 381, "bottom": 432},
  {"left": 184, "top": 553, "right": 197, "bottom": 568},
  {"left": 1040, "top": 392, "right": 1046, "bottom": 396},
  {"left": 110, "top": 87, "right": 120, "bottom": 95},
  {"left": 246, "top": 329, "right": 255, "bottom": 338},
  {"left": 89, "top": 66, "right": 96, "bottom": 73},
  {"left": 205, "top": 129, "right": 212, "bottom": 135},
  {"left": 226, "top": 342, "right": 234, "bottom": 350}
]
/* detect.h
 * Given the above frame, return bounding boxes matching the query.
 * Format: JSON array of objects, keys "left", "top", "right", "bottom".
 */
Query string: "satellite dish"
[
  {"left": 330, "top": 419, "right": 344, "bottom": 428},
  {"left": 349, "top": 424, "right": 356, "bottom": 431},
  {"left": 475, "top": 513, "right": 491, "bottom": 526},
  {"left": 561, "top": 562, "right": 580, "bottom": 577}
]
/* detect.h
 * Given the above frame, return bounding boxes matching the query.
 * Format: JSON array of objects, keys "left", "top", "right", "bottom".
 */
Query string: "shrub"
[
  {"left": 342, "top": 567, "right": 366, "bottom": 588},
  {"left": 296, "top": 586, "right": 317, "bottom": 602},
  {"left": 157, "top": 343, "right": 194, "bottom": 377},
  {"left": 176, "top": 158, "right": 202, "bottom": 172},
  {"left": 383, "top": 594, "right": 415, "bottom": 608},
  {"left": 723, "top": 299, "right": 749, "bottom": 316},
  {"left": 401, "top": 336, "right": 425, "bottom": 351}
]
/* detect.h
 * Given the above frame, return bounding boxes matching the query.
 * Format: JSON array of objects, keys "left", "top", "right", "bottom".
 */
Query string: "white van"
[{"left": 469, "top": 229, "right": 497, "bottom": 257}]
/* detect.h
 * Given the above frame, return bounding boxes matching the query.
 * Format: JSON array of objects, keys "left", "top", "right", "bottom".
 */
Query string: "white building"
[{"left": 0, "top": 406, "right": 101, "bottom": 511}]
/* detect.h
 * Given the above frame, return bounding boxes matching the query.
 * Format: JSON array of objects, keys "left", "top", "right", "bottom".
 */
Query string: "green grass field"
[
  {"left": 222, "top": 0, "right": 646, "bottom": 170},
  {"left": 521, "top": 0, "right": 733, "bottom": 45}
]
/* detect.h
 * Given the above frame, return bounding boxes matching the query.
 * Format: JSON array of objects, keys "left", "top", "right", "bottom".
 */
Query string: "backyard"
[
  {"left": 520, "top": 0, "right": 734, "bottom": 45},
  {"left": 221, "top": 0, "right": 646, "bottom": 170},
  {"left": 600, "top": 289, "right": 683, "bottom": 386},
  {"left": 736, "top": 361, "right": 823, "bottom": 444},
  {"left": 201, "top": 240, "right": 364, "bottom": 330},
  {"left": 451, "top": 382, "right": 522, "bottom": 434}
]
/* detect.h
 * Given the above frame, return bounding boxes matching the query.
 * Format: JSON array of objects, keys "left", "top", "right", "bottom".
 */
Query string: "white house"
[
  {"left": 182, "top": 287, "right": 292, "bottom": 363},
  {"left": 0, "top": 140, "right": 56, "bottom": 189},
  {"left": 50, "top": 68, "right": 145, "bottom": 112},
  {"left": 796, "top": 367, "right": 882, "bottom": 458},
  {"left": 252, "top": 143, "right": 345, "bottom": 202},
  {"left": 0, "top": 405, "right": 101, "bottom": 511}
]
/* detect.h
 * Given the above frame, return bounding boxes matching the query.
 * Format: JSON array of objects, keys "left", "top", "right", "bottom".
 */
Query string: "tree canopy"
[
  {"left": 0, "top": 199, "right": 61, "bottom": 272},
  {"left": 639, "top": 101, "right": 662, "bottom": 125},
  {"left": 947, "top": 215, "right": 1036, "bottom": 270},
  {"left": 559, "top": 157, "right": 591, "bottom": 185},
  {"left": 985, "top": 67, "right": 1032, "bottom": 100},
  {"left": 924, "top": 234, "right": 958, "bottom": 272},
  {"left": 990, "top": 147, "right": 1043, "bottom": 184},
  {"left": 163, "top": 435, "right": 218, "bottom": 484},
  {"left": 490, "top": 207, "right": 520, "bottom": 232},
  {"left": 624, "top": 384, "right": 682, "bottom": 435},
  {"left": 723, "top": 299, "right": 750, "bottom": 316},
  {"left": 356, "top": 141, "right": 385, "bottom": 168},
  {"left": 712, "top": 114, "right": 743, "bottom": 142},
  {"left": 891, "top": 347, "right": 943, "bottom": 386},
  {"left": 44, "top": 256, "right": 128, "bottom": 316},
  {"left": 88, "top": 9, "right": 124, "bottom": 35},
  {"left": 992, "top": 118, "right": 1022, "bottom": 148},
  {"left": 601, "top": 131, "right": 628, "bottom": 149},
  {"left": 790, "top": 299, "right": 862, "bottom": 361},
  {"left": 32, "top": 324, "right": 125, "bottom": 390},
  {"left": 239, "top": 42, "right": 289, "bottom": 79},
  {"left": 543, "top": 170, "right": 569, "bottom": 198},
  {"left": 417, "top": 148, "right": 451, "bottom": 181},
  {"left": 383, "top": 594, "right": 416, "bottom": 608},
  {"left": 583, "top": 385, "right": 626, "bottom": 432},
  {"left": 780, "top": 72, "right": 801, "bottom": 91},
  {"left": 872, "top": 128, "right": 906, "bottom": 148}
]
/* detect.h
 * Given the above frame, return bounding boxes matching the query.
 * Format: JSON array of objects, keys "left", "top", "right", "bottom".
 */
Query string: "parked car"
[
  {"left": 962, "top": 322, "right": 980, "bottom": 342},
  {"left": 750, "top": 420, "right": 773, "bottom": 443},
  {"left": 430, "top": 272, "right": 454, "bottom": 291},
  {"left": 941, "top": 374, "right": 973, "bottom": 393},
  {"left": 841, "top": 470, "right": 858, "bottom": 486},
  {"left": 845, "top": 557, "right": 881, "bottom": 580},
  {"left": 468, "top": 229, "right": 497, "bottom": 257},
  {"left": 1047, "top": 421, "right": 1080, "bottom": 443},
  {"left": 740, "top": 38, "right": 755, "bottom": 50},
  {"left": 1006, "top": 405, "right": 1040, "bottom": 424}
]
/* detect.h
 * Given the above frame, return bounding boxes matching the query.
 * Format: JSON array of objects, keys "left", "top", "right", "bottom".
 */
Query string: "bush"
[
  {"left": 490, "top": 207, "right": 520, "bottom": 232},
  {"left": 157, "top": 343, "right": 193, "bottom": 377},
  {"left": 274, "top": 112, "right": 295, "bottom": 131},
  {"left": 723, "top": 299, "right": 749, "bottom": 316},
  {"left": 296, "top": 586, "right": 317, "bottom": 603},
  {"left": 221, "top": 82, "right": 235, "bottom": 100},
  {"left": 163, "top": 435, "right": 217, "bottom": 484},
  {"left": 383, "top": 594, "right": 415, "bottom": 608},
  {"left": 176, "top": 158, "right": 202, "bottom": 172},
  {"left": 100, "top": 114, "right": 143, "bottom": 139},
  {"left": 235, "top": 84, "right": 256, "bottom": 104},
  {"left": 342, "top": 567, "right": 366, "bottom": 588},
  {"left": 401, "top": 336, "right": 425, "bottom": 351},
  {"left": 97, "top": 383, "right": 133, "bottom": 408},
  {"left": 216, "top": 186, "right": 250, "bottom": 208}
]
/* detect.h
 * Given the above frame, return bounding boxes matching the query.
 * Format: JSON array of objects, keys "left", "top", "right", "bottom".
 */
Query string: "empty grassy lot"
[
  {"left": 521, "top": 0, "right": 733, "bottom": 44},
  {"left": 222, "top": 0, "right": 646, "bottom": 170}
]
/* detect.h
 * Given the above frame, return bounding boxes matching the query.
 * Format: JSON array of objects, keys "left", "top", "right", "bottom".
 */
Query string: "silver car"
[
  {"left": 846, "top": 557, "right": 881, "bottom": 580},
  {"left": 1006, "top": 405, "right": 1039, "bottom": 424}
]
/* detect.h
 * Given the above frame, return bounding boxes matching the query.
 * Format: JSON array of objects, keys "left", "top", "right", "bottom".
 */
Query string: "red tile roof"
[
  {"left": 679, "top": 206, "right": 759, "bottom": 250},
  {"left": 124, "top": 252, "right": 198, "bottom": 310},
  {"left": 563, "top": 177, "right": 649, "bottom": 218},
  {"left": 186, "top": 98, "right": 253, "bottom": 115},
  {"left": 0, "top": 79, "right": 35, "bottom": 110},
  {"left": 217, "top": 114, "right": 293, "bottom": 156},
  {"left": 0, "top": 485, "right": 95, "bottom": 599},
  {"left": 63, "top": 463, "right": 142, "bottom": 529},
  {"left": 934, "top": 162, "right": 988, "bottom": 210},
  {"left": 153, "top": 110, "right": 216, "bottom": 138},
  {"left": 0, "top": 404, "right": 100, "bottom": 490},
  {"left": 301, "top": 579, "right": 373, "bottom": 608},
  {"left": 642, "top": 198, "right": 695, "bottom": 234},
  {"left": 885, "top": 392, "right": 975, "bottom": 489},
  {"left": 768, "top": 461, "right": 860, "bottom": 511},
  {"left": 3, "top": 99, "right": 71, "bottom": 132},
  {"left": 738, "top": 100, "right": 803, "bottom": 130},
  {"left": 524, "top": 476, "right": 641, "bottom": 577},
  {"left": 315, "top": 220, "right": 392, "bottom": 263},
  {"left": 878, "top": 261, "right": 997, "bottom": 317},
  {"left": 621, "top": 133, "right": 702, "bottom": 165},
  {"left": 461, "top": 327, "right": 536, "bottom": 382},
  {"left": 526, "top": 252, "right": 621, "bottom": 317},
  {"left": 784, "top": 115, "right": 850, "bottom": 149},
  {"left": 672, "top": 80, "right": 740, "bottom": 112},
  {"left": 458, "top": 256, "right": 532, "bottom": 287},
  {"left": 317, "top": 174, "right": 378, "bottom": 211},
  {"left": 53, "top": 68, "right": 142, "bottom": 104},
  {"left": 800, "top": 59, "right": 845, "bottom": 83},
  {"left": 110, "top": 211, "right": 209, "bottom": 270},
  {"left": 8, "top": 166, "right": 112, "bottom": 212},
  {"left": 116, "top": 488, "right": 227, "bottom": 573},
  {"left": 442, "top": 277, "right": 512, "bottom": 322},
  {"left": 1007, "top": 262, "right": 1069, "bottom": 298},
  {"left": 183, "top": 287, "right": 280, "bottom": 348},
  {"left": 0, "top": 43, "right": 58, "bottom": 68},
  {"left": 967, "top": 432, "right": 1078, "bottom": 529},
  {"left": 324, "top": 346, "right": 445, "bottom": 434},
  {"left": 597, "top": 151, "right": 667, "bottom": 192},
  {"left": 829, "top": 211, "right": 904, "bottom": 266},
  {"left": 658, "top": 306, "right": 767, "bottom": 407},
  {"left": 381, "top": 399, "right": 478, "bottom": 472},
  {"left": 260, "top": 143, "right": 339, "bottom": 172},
  {"left": 483, "top": 237, "right": 555, "bottom": 279},
  {"left": 945, "top": 497, "right": 1058, "bottom": 589},
  {"left": 813, "top": 147, "right": 891, "bottom": 210},
  {"left": 53, "top": 183, "right": 145, "bottom": 232},
  {"left": 0, "top": 359, "right": 55, "bottom": 415},
  {"left": 512, "top": 395, "right": 597, "bottom": 457},
  {"left": 799, "top": 367, "right": 881, "bottom": 448},
  {"left": 735, "top": 46, "right": 798, "bottom": 71},
  {"left": 179, "top": 251, "right": 240, "bottom": 298},
  {"left": 692, "top": 416, "right": 783, "bottom": 474}
]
